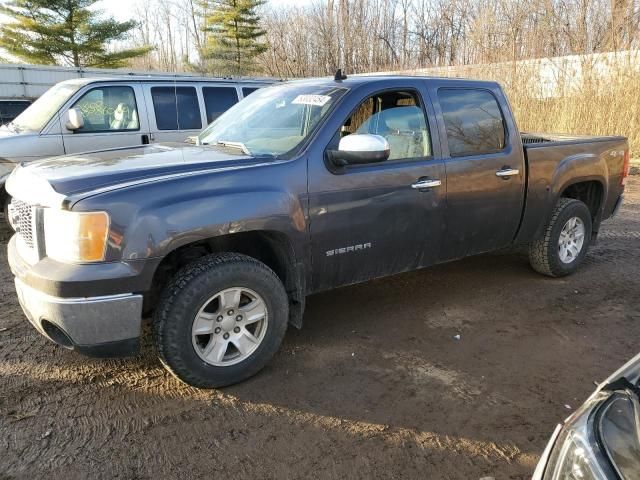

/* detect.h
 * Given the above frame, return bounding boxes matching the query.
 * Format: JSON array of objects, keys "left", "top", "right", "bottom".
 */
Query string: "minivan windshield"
[
  {"left": 11, "top": 82, "right": 82, "bottom": 132},
  {"left": 199, "top": 84, "right": 347, "bottom": 157}
]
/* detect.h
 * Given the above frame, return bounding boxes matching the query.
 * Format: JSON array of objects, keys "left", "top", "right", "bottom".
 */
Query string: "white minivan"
[{"left": 0, "top": 75, "right": 273, "bottom": 210}]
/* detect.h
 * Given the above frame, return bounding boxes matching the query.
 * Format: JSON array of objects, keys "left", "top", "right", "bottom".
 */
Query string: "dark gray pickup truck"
[{"left": 6, "top": 75, "right": 629, "bottom": 388}]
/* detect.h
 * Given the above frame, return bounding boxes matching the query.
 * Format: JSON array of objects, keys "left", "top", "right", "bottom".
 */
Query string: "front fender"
[
  {"left": 72, "top": 159, "right": 309, "bottom": 264},
  {"left": 123, "top": 189, "right": 307, "bottom": 261}
]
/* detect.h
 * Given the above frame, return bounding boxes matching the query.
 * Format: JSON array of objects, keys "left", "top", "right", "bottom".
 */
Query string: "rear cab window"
[
  {"left": 151, "top": 86, "right": 202, "bottom": 130},
  {"left": 438, "top": 88, "right": 506, "bottom": 156}
]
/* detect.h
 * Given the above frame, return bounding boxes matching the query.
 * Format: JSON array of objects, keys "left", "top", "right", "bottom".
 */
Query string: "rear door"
[
  {"left": 61, "top": 83, "right": 151, "bottom": 154},
  {"left": 143, "top": 83, "right": 205, "bottom": 143},
  {"left": 428, "top": 83, "right": 525, "bottom": 260}
]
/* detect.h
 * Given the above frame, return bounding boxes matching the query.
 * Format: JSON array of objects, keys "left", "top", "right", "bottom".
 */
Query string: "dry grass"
[
  {"left": 386, "top": 53, "right": 640, "bottom": 156},
  {"left": 506, "top": 65, "right": 640, "bottom": 157}
]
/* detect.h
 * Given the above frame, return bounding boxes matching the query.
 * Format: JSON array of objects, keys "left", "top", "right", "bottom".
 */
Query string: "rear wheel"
[
  {"left": 528, "top": 198, "right": 592, "bottom": 277},
  {"left": 153, "top": 253, "right": 289, "bottom": 388}
]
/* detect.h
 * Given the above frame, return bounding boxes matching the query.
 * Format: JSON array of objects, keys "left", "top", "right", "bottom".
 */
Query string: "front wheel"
[
  {"left": 528, "top": 198, "right": 592, "bottom": 277},
  {"left": 153, "top": 253, "right": 289, "bottom": 388}
]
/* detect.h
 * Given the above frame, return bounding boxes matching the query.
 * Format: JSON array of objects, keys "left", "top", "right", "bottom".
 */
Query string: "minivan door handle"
[
  {"left": 141, "top": 134, "right": 150, "bottom": 145},
  {"left": 411, "top": 178, "right": 442, "bottom": 190},
  {"left": 495, "top": 167, "right": 519, "bottom": 178}
]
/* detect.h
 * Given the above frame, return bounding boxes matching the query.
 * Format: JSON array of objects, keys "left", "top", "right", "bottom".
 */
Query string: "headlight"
[
  {"left": 544, "top": 429, "right": 604, "bottom": 479},
  {"left": 44, "top": 209, "right": 110, "bottom": 262},
  {"left": 539, "top": 395, "right": 611, "bottom": 480}
]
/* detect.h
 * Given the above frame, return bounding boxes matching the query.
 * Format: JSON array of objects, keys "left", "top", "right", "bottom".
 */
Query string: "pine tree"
[
  {"left": 0, "top": 0, "right": 152, "bottom": 68},
  {"left": 204, "top": 0, "right": 267, "bottom": 76}
]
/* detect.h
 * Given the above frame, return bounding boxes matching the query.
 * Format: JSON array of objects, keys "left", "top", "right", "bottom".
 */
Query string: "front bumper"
[
  {"left": 8, "top": 234, "right": 147, "bottom": 357},
  {"left": 14, "top": 277, "right": 143, "bottom": 357}
]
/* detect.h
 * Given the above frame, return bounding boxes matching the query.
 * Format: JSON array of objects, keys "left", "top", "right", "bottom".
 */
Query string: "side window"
[
  {"left": 151, "top": 86, "right": 202, "bottom": 130},
  {"left": 72, "top": 86, "right": 139, "bottom": 132},
  {"left": 202, "top": 87, "right": 238, "bottom": 123},
  {"left": 339, "top": 90, "right": 431, "bottom": 161},
  {"left": 242, "top": 87, "right": 260, "bottom": 97},
  {"left": 438, "top": 88, "right": 506, "bottom": 156},
  {"left": 0, "top": 100, "right": 30, "bottom": 124}
]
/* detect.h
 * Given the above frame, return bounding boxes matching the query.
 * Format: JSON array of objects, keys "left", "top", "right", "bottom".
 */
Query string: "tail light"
[{"left": 622, "top": 149, "right": 630, "bottom": 186}]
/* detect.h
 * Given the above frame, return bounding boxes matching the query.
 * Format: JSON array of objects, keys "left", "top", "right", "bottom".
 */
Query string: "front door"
[
  {"left": 62, "top": 84, "right": 151, "bottom": 154},
  {"left": 429, "top": 85, "right": 526, "bottom": 260},
  {"left": 308, "top": 87, "right": 446, "bottom": 291}
]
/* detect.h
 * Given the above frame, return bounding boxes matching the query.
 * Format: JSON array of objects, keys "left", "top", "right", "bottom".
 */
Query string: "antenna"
[{"left": 334, "top": 69, "right": 347, "bottom": 81}]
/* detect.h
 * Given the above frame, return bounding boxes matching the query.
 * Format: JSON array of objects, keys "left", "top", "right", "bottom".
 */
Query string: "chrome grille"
[{"left": 10, "top": 199, "right": 34, "bottom": 248}]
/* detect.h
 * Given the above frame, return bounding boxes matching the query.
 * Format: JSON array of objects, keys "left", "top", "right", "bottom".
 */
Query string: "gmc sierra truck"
[{"left": 6, "top": 75, "right": 629, "bottom": 388}]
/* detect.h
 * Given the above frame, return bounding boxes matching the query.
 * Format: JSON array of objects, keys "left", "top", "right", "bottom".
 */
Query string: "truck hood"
[{"left": 6, "top": 143, "right": 261, "bottom": 206}]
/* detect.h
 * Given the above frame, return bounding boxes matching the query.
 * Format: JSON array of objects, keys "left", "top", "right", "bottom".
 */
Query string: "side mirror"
[
  {"left": 328, "top": 134, "right": 390, "bottom": 166},
  {"left": 65, "top": 108, "right": 84, "bottom": 131}
]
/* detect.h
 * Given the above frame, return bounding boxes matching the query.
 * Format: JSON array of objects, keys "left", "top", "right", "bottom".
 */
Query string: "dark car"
[
  {"left": 533, "top": 353, "right": 640, "bottom": 479},
  {"left": 6, "top": 75, "right": 630, "bottom": 388}
]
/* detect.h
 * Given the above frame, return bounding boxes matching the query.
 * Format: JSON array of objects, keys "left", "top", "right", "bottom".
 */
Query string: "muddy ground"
[{"left": 1, "top": 177, "right": 639, "bottom": 480}]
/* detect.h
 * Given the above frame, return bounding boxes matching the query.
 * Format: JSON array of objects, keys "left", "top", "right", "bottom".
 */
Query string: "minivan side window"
[
  {"left": 438, "top": 88, "right": 506, "bottom": 156},
  {"left": 242, "top": 87, "right": 260, "bottom": 97},
  {"left": 202, "top": 87, "right": 238, "bottom": 123},
  {"left": 151, "top": 86, "right": 202, "bottom": 130},
  {"left": 72, "top": 86, "right": 139, "bottom": 132}
]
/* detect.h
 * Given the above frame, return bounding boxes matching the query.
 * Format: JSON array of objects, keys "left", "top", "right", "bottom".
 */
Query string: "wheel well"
[
  {"left": 145, "top": 231, "right": 305, "bottom": 327},
  {"left": 560, "top": 181, "right": 603, "bottom": 221}
]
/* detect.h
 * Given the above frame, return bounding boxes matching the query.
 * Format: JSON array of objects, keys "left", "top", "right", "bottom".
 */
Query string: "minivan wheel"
[
  {"left": 153, "top": 253, "right": 289, "bottom": 388},
  {"left": 528, "top": 198, "right": 592, "bottom": 277}
]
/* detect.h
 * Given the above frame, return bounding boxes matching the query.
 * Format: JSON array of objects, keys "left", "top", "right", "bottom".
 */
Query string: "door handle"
[
  {"left": 495, "top": 167, "right": 519, "bottom": 178},
  {"left": 141, "top": 134, "right": 150, "bottom": 145},
  {"left": 411, "top": 179, "right": 442, "bottom": 189}
]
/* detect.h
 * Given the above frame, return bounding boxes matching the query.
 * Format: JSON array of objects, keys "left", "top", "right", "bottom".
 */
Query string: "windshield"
[
  {"left": 11, "top": 82, "right": 82, "bottom": 132},
  {"left": 199, "top": 84, "right": 347, "bottom": 157}
]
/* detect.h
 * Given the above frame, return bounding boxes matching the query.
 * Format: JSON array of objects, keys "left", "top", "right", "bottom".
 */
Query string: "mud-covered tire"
[
  {"left": 528, "top": 198, "right": 592, "bottom": 277},
  {"left": 153, "top": 253, "right": 289, "bottom": 388}
]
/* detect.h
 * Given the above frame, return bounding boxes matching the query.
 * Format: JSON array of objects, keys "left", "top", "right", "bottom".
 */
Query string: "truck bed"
[{"left": 516, "top": 132, "right": 628, "bottom": 244}]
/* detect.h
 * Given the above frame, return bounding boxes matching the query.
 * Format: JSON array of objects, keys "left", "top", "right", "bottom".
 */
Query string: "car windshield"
[
  {"left": 199, "top": 84, "right": 347, "bottom": 157},
  {"left": 11, "top": 82, "right": 82, "bottom": 132}
]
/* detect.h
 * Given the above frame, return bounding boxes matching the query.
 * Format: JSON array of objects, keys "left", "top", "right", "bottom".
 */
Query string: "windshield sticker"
[{"left": 292, "top": 94, "right": 332, "bottom": 107}]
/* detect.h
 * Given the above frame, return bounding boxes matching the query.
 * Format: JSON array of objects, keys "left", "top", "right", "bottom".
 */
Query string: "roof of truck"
[{"left": 282, "top": 74, "right": 501, "bottom": 89}]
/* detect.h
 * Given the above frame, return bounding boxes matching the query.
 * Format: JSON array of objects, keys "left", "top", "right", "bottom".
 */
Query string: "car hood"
[
  {"left": 6, "top": 143, "right": 263, "bottom": 205},
  {"left": 0, "top": 126, "right": 41, "bottom": 163},
  {"left": 0, "top": 124, "right": 36, "bottom": 137}
]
